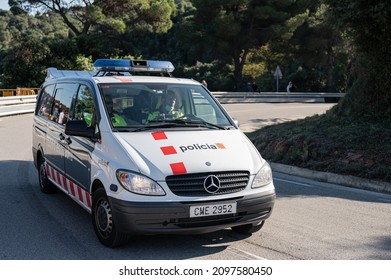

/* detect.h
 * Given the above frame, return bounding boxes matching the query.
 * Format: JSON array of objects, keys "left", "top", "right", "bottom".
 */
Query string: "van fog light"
[
  {"left": 251, "top": 161, "right": 272, "bottom": 188},
  {"left": 117, "top": 170, "right": 166, "bottom": 196}
]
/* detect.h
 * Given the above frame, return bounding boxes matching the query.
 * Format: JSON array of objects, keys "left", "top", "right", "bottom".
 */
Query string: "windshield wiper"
[
  {"left": 130, "top": 122, "right": 186, "bottom": 132},
  {"left": 153, "top": 119, "right": 228, "bottom": 130},
  {"left": 130, "top": 119, "right": 229, "bottom": 132},
  {"left": 112, "top": 128, "right": 137, "bottom": 132}
]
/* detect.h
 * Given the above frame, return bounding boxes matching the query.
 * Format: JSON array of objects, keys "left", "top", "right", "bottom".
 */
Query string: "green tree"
[
  {"left": 324, "top": 0, "right": 391, "bottom": 119},
  {"left": 9, "top": 0, "right": 176, "bottom": 37},
  {"left": 183, "top": 0, "right": 309, "bottom": 90},
  {"left": 0, "top": 9, "right": 90, "bottom": 88},
  {"left": 2, "top": 38, "right": 50, "bottom": 87},
  {"left": 100, "top": 0, "right": 176, "bottom": 59},
  {"left": 266, "top": 2, "right": 349, "bottom": 92}
]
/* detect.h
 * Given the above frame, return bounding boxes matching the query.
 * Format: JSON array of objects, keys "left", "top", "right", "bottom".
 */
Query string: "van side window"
[
  {"left": 73, "top": 85, "right": 95, "bottom": 127},
  {"left": 191, "top": 90, "right": 218, "bottom": 124},
  {"left": 37, "top": 84, "right": 55, "bottom": 118},
  {"left": 51, "top": 83, "right": 79, "bottom": 125}
]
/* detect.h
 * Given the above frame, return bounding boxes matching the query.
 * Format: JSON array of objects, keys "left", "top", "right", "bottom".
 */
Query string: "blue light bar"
[{"left": 93, "top": 59, "right": 175, "bottom": 73}]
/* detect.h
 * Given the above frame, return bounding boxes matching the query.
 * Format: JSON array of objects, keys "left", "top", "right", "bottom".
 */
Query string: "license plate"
[{"left": 190, "top": 202, "right": 237, "bottom": 218}]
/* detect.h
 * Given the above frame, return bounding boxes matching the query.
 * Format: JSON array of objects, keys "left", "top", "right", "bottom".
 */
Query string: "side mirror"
[
  {"left": 233, "top": 118, "right": 239, "bottom": 127},
  {"left": 65, "top": 120, "right": 95, "bottom": 138}
]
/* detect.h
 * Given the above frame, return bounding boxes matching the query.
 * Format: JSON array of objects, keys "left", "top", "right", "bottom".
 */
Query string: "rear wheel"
[
  {"left": 231, "top": 221, "right": 265, "bottom": 234},
  {"left": 92, "top": 188, "right": 129, "bottom": 247},
  {"left": 38, "top": 156, "right": 56, "bottom": 194}
]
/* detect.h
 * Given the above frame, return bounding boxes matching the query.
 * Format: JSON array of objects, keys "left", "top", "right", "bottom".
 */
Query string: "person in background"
[
  {"left": 291, "top": 82, "right": 296, "bottom": 92},
  {"left": 251, "top": 81, "right": 259, "bottom": 93},
  {"left": 201, "top": 80, "right": 208, "bottom": 88},
  {"left": 246, "top": 82, "right": 254, "bottom": 92},
  {"left": 287, "top": 81, "right": 293, "bottom": 93}
]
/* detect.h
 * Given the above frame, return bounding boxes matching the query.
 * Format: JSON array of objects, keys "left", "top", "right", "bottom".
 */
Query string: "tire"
[
  {"left": 38, "top": 156, "right": 56, "bottom": 194},
  {"left": 231, "top": 221, "right": 265, "bottom": 234},
  {"left": 92, "top": 188, "right": 129, "bottom": 247}
]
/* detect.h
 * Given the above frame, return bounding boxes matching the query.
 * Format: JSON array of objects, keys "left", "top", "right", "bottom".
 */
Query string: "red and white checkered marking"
[
  {"left": 170, "top": 162, "right": 187, "bottom": 175},
  {"left": 160, "top": 145, "right": 177, "bottom": 155},
  {"left": 151, "top": 131, "right": 187, "bottom": 175},
  {"left": 46, "top": 163, "right": 92, "bottom": 210}
]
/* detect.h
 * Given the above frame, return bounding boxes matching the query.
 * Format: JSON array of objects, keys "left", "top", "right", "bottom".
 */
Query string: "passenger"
[
  {"left": 105, "top": 95, "right": 127, "bottom": 127},
  {"left": 52, "top": 103, "right": 60, "bottom": 121},
  {"left": 58, "top": 109, "right": 69, "bottom": 125}
]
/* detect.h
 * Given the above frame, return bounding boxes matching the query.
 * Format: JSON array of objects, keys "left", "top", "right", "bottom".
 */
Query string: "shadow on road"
[{"left": 0, "top": 159, "right": 254, "bottom": 260}]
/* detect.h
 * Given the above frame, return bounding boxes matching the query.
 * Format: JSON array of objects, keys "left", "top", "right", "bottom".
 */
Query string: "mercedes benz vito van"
[{"left": 32, "top": 59, "right": 275, "bottom": 247}]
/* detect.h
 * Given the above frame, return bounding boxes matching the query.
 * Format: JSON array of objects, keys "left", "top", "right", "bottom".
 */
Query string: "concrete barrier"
[{"left": 271, "top": 163, "right": 391, "bottom": 194}]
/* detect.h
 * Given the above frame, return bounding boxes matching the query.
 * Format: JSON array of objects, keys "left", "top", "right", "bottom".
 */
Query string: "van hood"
[{"left": 114, "top": 129, "right": 264, "bottom": 180}]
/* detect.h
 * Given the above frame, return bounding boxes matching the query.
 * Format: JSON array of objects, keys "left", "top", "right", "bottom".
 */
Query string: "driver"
[{"left": 147, "top": 91, "right": 183, "bottom": 122}]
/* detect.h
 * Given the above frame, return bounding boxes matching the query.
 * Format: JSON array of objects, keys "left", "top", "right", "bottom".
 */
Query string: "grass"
[{"left": 247, "top": 111, "right": 391, "bottom": 183}]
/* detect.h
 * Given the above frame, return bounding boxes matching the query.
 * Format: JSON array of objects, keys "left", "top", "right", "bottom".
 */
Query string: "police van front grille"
[{"left": 166, "top": 171, "right": 250, "bottom": 196}]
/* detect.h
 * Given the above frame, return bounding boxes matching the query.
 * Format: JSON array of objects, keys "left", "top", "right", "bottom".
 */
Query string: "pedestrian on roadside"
[
  {"left": 246, "top": 82, "right": 254, "bottom": 92},
  {"left": 291, "top": 82, "right": 296, "bottom": 92},
  {"left": 287, "top": 81, "right": 293, "bottom": 93},
  {"left": 252, "top": 81, "right": 259, "bottom": 93}
]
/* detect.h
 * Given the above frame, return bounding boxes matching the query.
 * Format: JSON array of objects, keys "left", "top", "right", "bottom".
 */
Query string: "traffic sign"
[
  {"left": 274, "top": 65, "right": 282, "bottom": 79},
  {"left": 274, "top": 66, "right": 282, "bottom": 92}
]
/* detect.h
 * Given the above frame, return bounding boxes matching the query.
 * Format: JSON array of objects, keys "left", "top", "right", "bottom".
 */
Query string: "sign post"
[{"left": 274, "top": 66, "right": 282, "bottom": 92}]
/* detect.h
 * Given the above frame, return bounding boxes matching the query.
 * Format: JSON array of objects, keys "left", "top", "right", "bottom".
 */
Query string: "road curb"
[{"left": 270, "top": 162, "right": 391, "bottom": 195}]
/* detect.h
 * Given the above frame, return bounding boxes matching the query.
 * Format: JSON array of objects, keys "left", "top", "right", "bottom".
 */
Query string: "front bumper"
[{"left": 108, "top": 190, "right": 275, "bottom": 235}]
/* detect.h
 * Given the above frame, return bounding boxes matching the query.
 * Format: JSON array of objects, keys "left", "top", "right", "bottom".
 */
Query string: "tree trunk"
[
  {"left": 326, "top": 46, "right": 334, "bottom": 92},
  {"left": 233, "top": 48, "right": 249, "bottom": 91}
]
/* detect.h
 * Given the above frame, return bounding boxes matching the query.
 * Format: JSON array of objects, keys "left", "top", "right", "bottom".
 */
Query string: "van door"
[
  {"left": 45, "top": 83, "right": 77, "bottom": 175},
  {"left": 34, "top": 84, "right": 55, "bottom": 161},
  {"left": 64, "top": 84, "right": 97, "bottom": 193}
]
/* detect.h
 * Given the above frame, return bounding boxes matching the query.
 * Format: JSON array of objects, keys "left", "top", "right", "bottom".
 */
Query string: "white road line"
[
  {"left": 227, "top": 246, "right": 267, "bottom": 260},
  {"left": 204, "top": 240, "right": 267, "bottom": 260}
]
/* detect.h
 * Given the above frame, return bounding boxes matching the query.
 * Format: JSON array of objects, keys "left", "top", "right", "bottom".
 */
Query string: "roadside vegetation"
[
  {"left": 248, "top": 0, "right": 391, "bottom": 183},
  {"left": 0, "top": 1, "right": 354, "bottom": 92},
  {"left": 1, "top": 1, "right": 390, "bottom": 182},
  {"left": 248, "top": 109, "right": 391, "bottom": 182}
]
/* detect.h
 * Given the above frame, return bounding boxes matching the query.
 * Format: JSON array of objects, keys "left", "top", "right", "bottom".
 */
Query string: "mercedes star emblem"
[{"left": 204, "top": 175, "right": 221, "bottom": 194}]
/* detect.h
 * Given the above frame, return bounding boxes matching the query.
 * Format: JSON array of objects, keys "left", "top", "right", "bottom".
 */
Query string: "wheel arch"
[
  {"left": 91, "top": 178, "right": 104, "bottom": 197},
  {"left": 35, "top": 145, "right": 45, "bottom": 168}
]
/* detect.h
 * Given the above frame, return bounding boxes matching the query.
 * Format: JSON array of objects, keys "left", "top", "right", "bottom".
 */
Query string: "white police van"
[{"left": 32, "top": 59, "right": 275, "bottom": 247}]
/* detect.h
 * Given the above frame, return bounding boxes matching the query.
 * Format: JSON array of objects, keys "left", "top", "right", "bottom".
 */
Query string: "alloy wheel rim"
[{"left": 96, "top": 199, "right": 113, "bottom": 238}]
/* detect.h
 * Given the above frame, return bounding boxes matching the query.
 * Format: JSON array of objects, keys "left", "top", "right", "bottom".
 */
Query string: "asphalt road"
[
  {"left": 1, "top": 106, "right": 390, "bottom": 260},
  {"left": 222, "top": 102, "right": 335, "bottom": 132}
]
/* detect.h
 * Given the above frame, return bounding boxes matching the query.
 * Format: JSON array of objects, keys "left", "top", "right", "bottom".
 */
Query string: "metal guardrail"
[
  {"left": 0, "top": 91, "right": 344, "bottom": 117},
  {"left": 0, "top": 95, "right": 37, "bottom": 117},
  {"left": 213, "top": 91, "right": 344, "bottom": 103}
]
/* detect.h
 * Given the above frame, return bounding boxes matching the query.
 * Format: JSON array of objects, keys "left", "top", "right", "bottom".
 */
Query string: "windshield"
[{"left": 99, "top": 83, "right": 234, "bottom": 130}]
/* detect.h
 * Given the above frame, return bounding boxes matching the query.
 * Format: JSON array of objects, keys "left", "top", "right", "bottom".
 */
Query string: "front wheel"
[
  {"left": 231, "top": 221, "right": 265, "bottom": 234},
  {"left": 92, "top": 188, "right": 129, "bottom": 247}
]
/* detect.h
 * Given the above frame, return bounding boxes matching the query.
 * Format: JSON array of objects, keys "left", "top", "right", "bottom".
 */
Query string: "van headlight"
[
  {"left": 116, "top": 170, "right": 166, "bottom": 196},
  {"left": 251, "top": 161, "right": 273, "bottom": 188}
]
